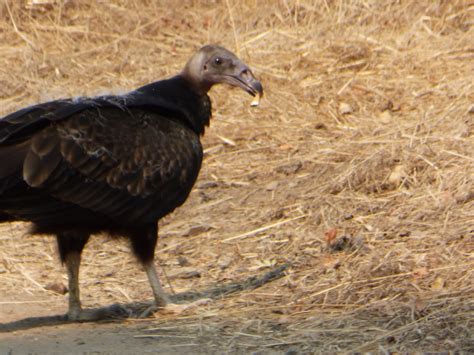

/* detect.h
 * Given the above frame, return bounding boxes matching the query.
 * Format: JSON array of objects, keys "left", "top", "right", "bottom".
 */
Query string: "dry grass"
[{"left": 1, "top": 0, "right": 473, "bottom": 352}]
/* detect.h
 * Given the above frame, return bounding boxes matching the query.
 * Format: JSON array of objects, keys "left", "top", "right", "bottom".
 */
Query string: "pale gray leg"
[
  {"left": 130, "top": 225, "right": 211, "bottom": 316},
  {"left": 141, "top": 261, "right": 212, "bottom": 316},
  {"left": 144, "top": 261, "right": 170, "bottom": 307},
  {"left": 65, "top": 251, "right": 83, "bottom": 320},
  {"left": 59, "top": 235, "right": 126, "bottom": 321}
]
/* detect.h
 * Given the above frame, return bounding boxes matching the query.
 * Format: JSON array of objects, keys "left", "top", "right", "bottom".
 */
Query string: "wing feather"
[
  {"left": 21, "top": 106, "right": 202, "bottom": 224},
  {"left": 23, "top": 128, "right": 62, "bottom": 187}
]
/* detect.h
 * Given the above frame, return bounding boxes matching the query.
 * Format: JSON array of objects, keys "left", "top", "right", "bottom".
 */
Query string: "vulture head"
[{"left": 182, "top": 45, "right": 263, "bottom": 100}]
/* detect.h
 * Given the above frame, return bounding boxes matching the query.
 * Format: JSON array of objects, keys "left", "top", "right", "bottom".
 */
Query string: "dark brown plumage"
[{"left": 0, "top": 45, "right": 263, "bottom": 320}]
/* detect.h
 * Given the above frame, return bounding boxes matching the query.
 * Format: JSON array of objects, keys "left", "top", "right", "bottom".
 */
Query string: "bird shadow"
[{"left": 0, "top": 263, "right": 288, "bottom": 333}]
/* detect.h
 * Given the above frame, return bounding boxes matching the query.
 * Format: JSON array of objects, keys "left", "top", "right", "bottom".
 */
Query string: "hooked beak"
[{"left": 223, "top": 64, "right": 263, "bottom": 98}]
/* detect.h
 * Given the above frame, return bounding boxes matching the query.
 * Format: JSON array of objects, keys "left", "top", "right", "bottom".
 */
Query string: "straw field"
[{"left": 0, "top": 0, "right": 473, "bottom": 352}]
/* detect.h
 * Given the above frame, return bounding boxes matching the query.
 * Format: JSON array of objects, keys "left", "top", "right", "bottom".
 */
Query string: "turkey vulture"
[{"left": 0, "top": 45, "right": 263, "bottom": 321}]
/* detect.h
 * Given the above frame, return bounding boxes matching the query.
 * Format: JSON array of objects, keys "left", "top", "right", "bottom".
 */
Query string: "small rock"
[
  {"left": 339, "top": 102, "right": 353, "bottom": 115},
  {"left": 217, "top": 255, "right": 233, "bottom": 270},
  {"left": 379, "top": 110, "right": 392, "bottom": 123},
  {"left": 74, "top": 338, "right": 85, "bottom": 345},
  {"left": 182, "top": 224, "right": 213, "bottom": 237},
  {"left": 246, "top": 172, "right": 258, "bottom": 181},
  {"left": 455, "top": 191, "right": 474, "bottom": 204},
  {"left": 177, "top": 256, "right": 190, "bottom": 267},
  {"left": 353, "top": 235, "right": 365, "bottom": 248},
  {"left": 265, "top": 181, "right": 279, "bottom": 191},
  {"left": 275, "top": 161, "right": 303, "bottom": 175},
  {"left": 199, "top": 191, "right": 212, "bottom": 203},
  {"left": 196, "top": 181, "right": 219, "bottom": 189},
  {"left": 179, "top": 270, "right": 201, "bottom": 279},
  {"left": 328, "top": 235, "right": 352, "bottom": 252},
  {"left": 45, "top": 282, "right": 68, "bottom": 295},
  {"left": 388, "top": 164, "right": 406, "bottom": 186},
  {"left": 168, "top": 267, "right": 201, "bottom": 279}
]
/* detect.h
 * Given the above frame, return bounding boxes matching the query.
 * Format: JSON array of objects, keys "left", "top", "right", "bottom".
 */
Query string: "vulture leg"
[
  {"left": 56, "top": 231, "right": 90, "bottom": 320},
  {"left": 144, "top": 260, "right": 170, "bottom": 306},
  {"left": 130, "top": 224, "right": 169, "bottom": 306},
  {"left": 131, "top": 224, "right": 212, "bottom": 317},
  {"left": 57, "top": 231, "right": 128, "bottom": 321}
]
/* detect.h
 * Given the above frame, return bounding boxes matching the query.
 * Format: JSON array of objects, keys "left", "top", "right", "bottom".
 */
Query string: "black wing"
[{"left": 0, "top": 97, "right": 203, "bottom": 226}]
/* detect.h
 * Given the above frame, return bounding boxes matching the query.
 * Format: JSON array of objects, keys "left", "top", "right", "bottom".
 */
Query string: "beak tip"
[{"left": 250, "top": 81, "right": 263, "bottom": 107}]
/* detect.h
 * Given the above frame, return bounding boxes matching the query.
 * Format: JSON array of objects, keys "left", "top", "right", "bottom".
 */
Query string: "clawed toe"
[
  {"left": 137, "top": 298, "right": 213, "bottom": 317},
  {"left": 159, "top": 298, "right": 213, "bottom": 315},
  {"left": 139, "top": 305, "right": 159, "bottom": 318}
]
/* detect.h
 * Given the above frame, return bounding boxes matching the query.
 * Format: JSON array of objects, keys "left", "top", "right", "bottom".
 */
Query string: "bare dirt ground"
[{"left": 1, "top": 0, "right": 473, "bottom": 353}]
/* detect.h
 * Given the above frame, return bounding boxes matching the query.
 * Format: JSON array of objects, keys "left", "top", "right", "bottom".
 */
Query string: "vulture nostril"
[{"left": 241, "top": 69, "right": 251, "bottom": 79}]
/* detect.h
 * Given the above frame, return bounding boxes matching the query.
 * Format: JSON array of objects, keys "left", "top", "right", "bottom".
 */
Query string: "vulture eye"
[{"left": 214, "top": 57, "right": 222, "bottom": 65}]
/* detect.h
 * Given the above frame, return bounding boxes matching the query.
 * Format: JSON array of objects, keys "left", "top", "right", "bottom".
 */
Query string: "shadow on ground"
[{"left": 0, "top": 263, "right": 288, "bottom": 332}]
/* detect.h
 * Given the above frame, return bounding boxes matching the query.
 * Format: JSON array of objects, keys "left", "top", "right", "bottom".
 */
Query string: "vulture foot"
[
  {"left": 140, "top": 298, "right": 213, "bottom": 317},
  {"left": 162, "top": 298, "right": 213, "bottom": 314}
]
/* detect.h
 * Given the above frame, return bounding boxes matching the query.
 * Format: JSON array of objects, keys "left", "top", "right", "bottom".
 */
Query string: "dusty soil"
[
  {"left": 0, "top": 320, "right": 229, "bottom": 354},
  {"left": 1, "top": 0, "right": 473, "bottom": 353}
]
